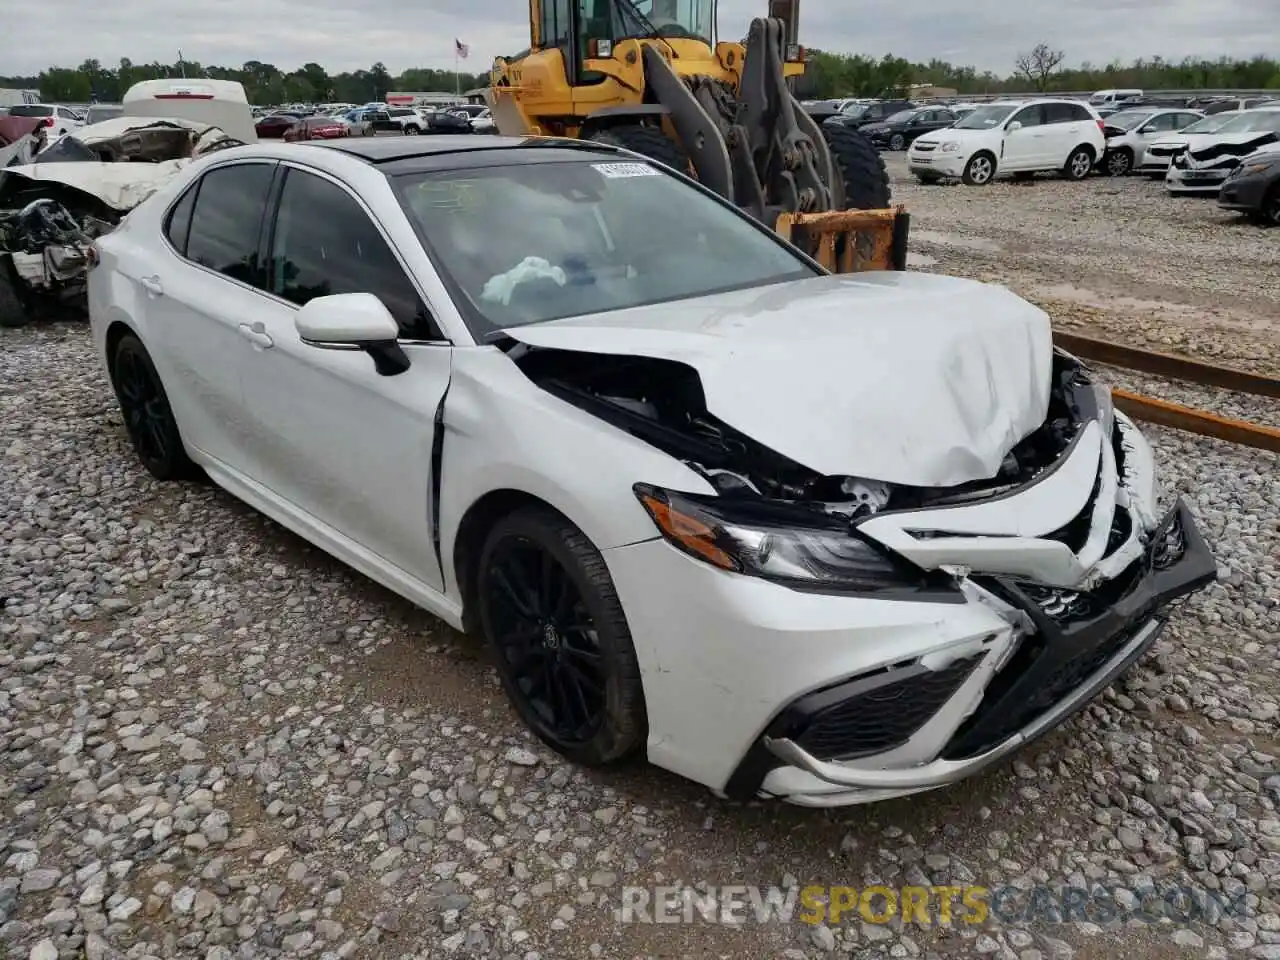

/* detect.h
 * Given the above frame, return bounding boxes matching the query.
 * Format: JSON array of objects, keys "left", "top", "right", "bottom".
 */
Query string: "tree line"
[
  {"left": 3, "top": 50, "right": 1278, "bottom": 105},
  {"left": 0, "top": 59, "right": 491, "bottom": 105}
]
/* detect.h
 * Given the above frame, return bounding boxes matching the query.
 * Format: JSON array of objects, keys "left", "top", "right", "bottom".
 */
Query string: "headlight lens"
[
  {"left": 633, "top": 484, "right": 938, "bottom": 593},
  {"left": 939, "top": 141, "right": 959, "bottom": 152}
]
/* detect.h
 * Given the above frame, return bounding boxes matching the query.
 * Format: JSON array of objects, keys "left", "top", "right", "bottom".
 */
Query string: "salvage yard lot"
[{"left": 1, "top": 151, "right": 1278, "bottom": 960}]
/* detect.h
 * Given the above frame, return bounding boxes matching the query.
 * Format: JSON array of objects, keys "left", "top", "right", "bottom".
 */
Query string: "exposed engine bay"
[{"left": 511, "top": 343, "right": 1102, "bottom": 520}]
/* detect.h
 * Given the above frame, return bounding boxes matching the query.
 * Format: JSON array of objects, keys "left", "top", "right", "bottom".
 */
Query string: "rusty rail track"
[{"left": 1053, "top": 332, "right": 1280, "bottom": 452}]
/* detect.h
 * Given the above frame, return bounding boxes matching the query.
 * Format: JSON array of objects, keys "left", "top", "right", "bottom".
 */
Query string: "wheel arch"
[{"left": 103, "top": 317, "right": 141, "bottom": 381}]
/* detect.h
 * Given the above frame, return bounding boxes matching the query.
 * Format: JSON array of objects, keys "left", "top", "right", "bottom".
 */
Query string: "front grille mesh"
[{"left": 794, "top": 655, "right": 983, "bottom": 761}]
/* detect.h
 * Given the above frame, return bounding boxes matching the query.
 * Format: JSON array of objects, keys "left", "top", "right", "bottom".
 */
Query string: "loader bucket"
[{"left": 775, "top": 206, "right": 911, "bottom": 274}]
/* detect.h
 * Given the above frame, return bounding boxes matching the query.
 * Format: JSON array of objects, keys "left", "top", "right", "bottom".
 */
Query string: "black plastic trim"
[{"left": 429, "top": 382, "right": 450, "bottom": 587}]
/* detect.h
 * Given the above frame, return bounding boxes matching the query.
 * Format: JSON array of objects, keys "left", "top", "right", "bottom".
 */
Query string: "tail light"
[
  {"left": 42, "top": 116, "right": 55, "bottom": 127},
  {"left": 86, "top": 244, "right": 101, "bottom": 270},
  {"left": 1097, "top": 119, "right": 1106, "bottom": 134}
]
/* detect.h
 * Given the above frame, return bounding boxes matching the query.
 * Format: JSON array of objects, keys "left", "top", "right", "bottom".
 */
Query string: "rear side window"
[
  {"left": 269, "top": 169, "right": 441, "bottom": 340},
  {"left": 185, "top": 163, "right": 275, "bottom": 288},
  {"left": 164, "top": 183, "right": 199, "bottom": 255},
  {"left": 1043, "top": 103, "right": 1084, "bottom": 124}
]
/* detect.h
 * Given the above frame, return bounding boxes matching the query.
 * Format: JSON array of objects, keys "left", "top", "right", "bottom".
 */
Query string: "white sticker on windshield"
[{"left": 592, "top": 162, "right": 660, "bottom": 178}]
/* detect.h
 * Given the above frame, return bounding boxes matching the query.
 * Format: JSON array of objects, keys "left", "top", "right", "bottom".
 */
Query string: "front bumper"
[
  {"left": 1218, "top": 173, "right": 1270, "bottom": 211},
  {"left": 1166, "top": 164, "right": 1233, "bottom": 193},
  {"left": 752, "top": 499, "right": 1214, "bottom": 805},
  {"left": 908, "top": 147, "right": 966, "bottom": 177},
  {"left": 605, "top": 411, "right": 1216, "bottom": 808}
]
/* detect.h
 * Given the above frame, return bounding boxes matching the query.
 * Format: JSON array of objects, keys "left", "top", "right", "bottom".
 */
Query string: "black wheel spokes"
[
  {"left": 117, "top": 354, "right": 167, "bottom": 463},
  {"left": 487, "top": 540, "right": 607, "bottom": 745}
]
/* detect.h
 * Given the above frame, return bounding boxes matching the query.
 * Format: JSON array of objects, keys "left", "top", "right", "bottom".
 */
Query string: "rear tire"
[
  {"left": 585, "top": 123, "right": 689, "bottom": 174},
  {"left": 888, "top": 132, "right": 906, "bottom": 151},
  {"left": 110, "top": 334, "right": 201, "bottom": 481},
  {"left": 820, "top": 123, "right": 892, "bottom": 209},
  {"left": 1063, "top": 146, "right": 1095, "bottom": 181}
]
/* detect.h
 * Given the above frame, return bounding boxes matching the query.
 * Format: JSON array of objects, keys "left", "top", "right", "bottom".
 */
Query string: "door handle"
[
  {"left": 140, "top": 276, "right": 163, "bottom": 297},
  {"left": 238, "top": 322, "right": 274, "bottom": 349}
]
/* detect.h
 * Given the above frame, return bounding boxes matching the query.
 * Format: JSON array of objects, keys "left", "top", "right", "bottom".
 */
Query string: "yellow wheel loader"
[{"left": 488, "top": 0, "right": 909, "bottom": 273}]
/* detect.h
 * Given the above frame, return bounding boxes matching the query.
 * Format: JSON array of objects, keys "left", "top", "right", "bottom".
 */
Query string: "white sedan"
[{"left": 86, "top": 137, "right": 1216, "bottom": 806}]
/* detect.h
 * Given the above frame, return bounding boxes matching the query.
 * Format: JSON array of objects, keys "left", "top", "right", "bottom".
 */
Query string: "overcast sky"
[{"left": 5, "top": 0, "right": 1278, "bottom": 78}]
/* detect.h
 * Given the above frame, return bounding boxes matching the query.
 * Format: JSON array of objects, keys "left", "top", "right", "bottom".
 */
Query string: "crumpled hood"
[
  {"left": 0, "top": 159, "right": 189, "bottom": 210},
  {"left": 504, "top": 272, "right": 1053, "bottom": 487}
]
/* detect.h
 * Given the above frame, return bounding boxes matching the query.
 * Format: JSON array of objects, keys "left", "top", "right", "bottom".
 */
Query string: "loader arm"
[{"left": 640, "top": 16, "right": 837, "bottom": 224}]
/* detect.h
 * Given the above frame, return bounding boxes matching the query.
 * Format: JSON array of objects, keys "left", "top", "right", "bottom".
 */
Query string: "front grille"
[
  {"left": 1150, "top": 145, "right": 1184, "bottom": 158},
  {"left": 1020, "top": 584, "right": 1096, "bottom": 623},
  {"left": 792, "top": 655, "right": 983, "bottom": 761},
  {"left": 914, "top": 142, "right": 937, "bottom": 153}
]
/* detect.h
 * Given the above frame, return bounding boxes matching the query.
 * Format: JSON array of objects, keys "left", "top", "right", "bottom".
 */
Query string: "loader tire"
[
  {"left": 820, "top": 123, "right": 892, "bottom": 210},
  {"left": 586, "top": 124, "right": 688, "bottom": 175}
]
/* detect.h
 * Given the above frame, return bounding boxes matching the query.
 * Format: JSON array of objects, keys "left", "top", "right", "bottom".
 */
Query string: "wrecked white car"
[
  {"left": 88, "top": 137, "right": 1217, "bottom": 807},
  {"left": 0, "top": 117, "right": 242, "bottom": 327}
]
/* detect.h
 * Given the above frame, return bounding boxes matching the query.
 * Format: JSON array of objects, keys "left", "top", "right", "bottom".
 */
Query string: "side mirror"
[
  {"left": 1006, "top": 120, "right": 1023, "bottom": 132},
  {"left": 295, "top": 293, "right": 410, "bottom": 377}
]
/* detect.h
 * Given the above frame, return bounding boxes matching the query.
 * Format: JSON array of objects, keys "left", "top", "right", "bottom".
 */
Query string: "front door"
[
  {"left": 1001, "top": 104, "right": 1049, "bottom": 169},
  {"left": 235, "top": 164, "right": 452, "bottom": 591}
]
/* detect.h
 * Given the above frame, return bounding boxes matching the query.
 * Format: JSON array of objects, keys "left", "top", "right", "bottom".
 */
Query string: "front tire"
[
  {"left": 962, "top": 151, "right": 996, "bottom": 186},
  {"left": 1105, "top": 148, "right": 1133, "bottom": 176},
  {"left": 1257, "top": 186, "right": 1280, "bottom": 226},
  {"left": 888, "top": 133, "right": 906, "bottom": 151},
  {"left": 1064, "top": 146, "right": 1095, "bottom": 181},
  {"left": 820, "top": 123, "right": 892, "bottom": 209},
  {"left": 110, "top": 334, "right": 201, "bottom": 481},
  {"left": 477, "top": 507, "right": 647, "bottom": 767},
  {"left": 0, "top": 259, "right": 31, "bottom": 328},
  {"left": 403, "top": 125, "right": 420, "bottom": 135}
]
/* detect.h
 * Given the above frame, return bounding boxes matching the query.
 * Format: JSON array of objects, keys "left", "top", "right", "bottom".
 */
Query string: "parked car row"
[
  {"left": 897, "top": 98, "right": 1279, "bottom": 224},
  {"left": 253, "top": 104, "right": 493, "bottom": 140}
]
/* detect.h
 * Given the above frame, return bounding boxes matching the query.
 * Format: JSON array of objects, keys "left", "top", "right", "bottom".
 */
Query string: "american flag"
[{"left": 455, "top": 38, "right": 470, "bottom": 59}]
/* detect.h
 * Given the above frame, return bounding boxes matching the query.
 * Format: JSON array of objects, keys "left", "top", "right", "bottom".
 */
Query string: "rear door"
[
  {"left": 141, "top": 161, "right": 277, "bottom": 470},
  {"left": 1042, "top": 102, "right": 1086, "bottom": 163}
]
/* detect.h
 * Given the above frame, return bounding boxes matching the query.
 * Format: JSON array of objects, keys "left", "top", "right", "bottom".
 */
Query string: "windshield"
[
  {"left": 393, "top": 158, "right": 816, "bottom": 338},
  {"left": 953, "top": 105, "right": 1017, "bottom": 130},
  {"left": 840, "top": 104, "right": 869, "bottom": 119},
  {"left": 617, "top": 0, "right": 714, "bottom": 42},
  {"left": 1181, "top": 114, "right": 1235, "bottom": 134},
  {"left": 8, "top": 105, "right": 53, "bottom": 117},
  {"left": 1103, "top": 110, "right": 1155, "bottom": 130},
  {"left": 1216, "top": 110, "right": 1280, "bottom": 134}
]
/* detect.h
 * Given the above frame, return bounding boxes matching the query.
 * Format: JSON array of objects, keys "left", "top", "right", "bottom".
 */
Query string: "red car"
[
  {"left": 254, "top": 114, "right": 301, "bottom": 139},
  {"left": 283, "top": 116, "right": 350, "bottom": 142}
]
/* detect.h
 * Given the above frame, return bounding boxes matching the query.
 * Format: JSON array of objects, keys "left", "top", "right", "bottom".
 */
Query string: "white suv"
[
  {"left": 5, "top": 103, "right": 85, "bottom": 138},
  {"left": 908, "top": 98, "right": 1106, "bottom": 185}
]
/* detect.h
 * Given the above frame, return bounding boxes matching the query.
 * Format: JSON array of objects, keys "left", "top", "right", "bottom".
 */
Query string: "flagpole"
[{"left": 455, "top": 45, "right": 460, "bottom": 98}]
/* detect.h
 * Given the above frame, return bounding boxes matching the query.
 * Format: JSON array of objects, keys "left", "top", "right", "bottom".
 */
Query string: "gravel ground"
[
  {"left": 890, "top": 154, "right": 1280, "bottom": 377},
  {"left": 1, "top": 165, "right": 1278, "bottom": 960}
]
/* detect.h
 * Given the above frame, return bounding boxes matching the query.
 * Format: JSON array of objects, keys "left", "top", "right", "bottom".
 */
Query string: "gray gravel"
[{"left": 2, "top": 174, "right": 1279, "bottom": 960}]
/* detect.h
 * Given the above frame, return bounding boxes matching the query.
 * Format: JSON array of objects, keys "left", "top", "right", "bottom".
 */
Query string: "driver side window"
[
  {"left": 542, "top": 0, "right": 572, "bottom": 50},
  {"left": 1010, "top": 105, "right": 1045, "bottom": 128}
]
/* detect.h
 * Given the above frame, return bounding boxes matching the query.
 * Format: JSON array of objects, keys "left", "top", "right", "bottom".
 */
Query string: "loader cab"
[{"left": 536, "top": 0, "right": 716, "bottom": 85}]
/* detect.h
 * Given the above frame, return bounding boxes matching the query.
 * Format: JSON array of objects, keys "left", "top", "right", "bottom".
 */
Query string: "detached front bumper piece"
[{"left": 735, "top": 499, "right": 1215, "bottom": 805}]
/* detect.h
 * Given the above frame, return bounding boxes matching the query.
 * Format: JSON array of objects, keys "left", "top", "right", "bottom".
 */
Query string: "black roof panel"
[{"left": 302, "top": 134, "right": 616, "bottom": 164}]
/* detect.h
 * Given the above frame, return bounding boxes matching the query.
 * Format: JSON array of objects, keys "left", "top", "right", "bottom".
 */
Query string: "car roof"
[{"left": 210, "top": 136, "right": 627, "bottom": 176}]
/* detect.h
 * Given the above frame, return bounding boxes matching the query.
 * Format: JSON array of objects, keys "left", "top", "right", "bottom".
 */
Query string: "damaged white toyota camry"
[{"left": 88, "top": 137, "right": 1216, "bottom": 807}]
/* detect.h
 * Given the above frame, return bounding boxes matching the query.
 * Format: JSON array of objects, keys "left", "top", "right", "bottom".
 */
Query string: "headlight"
[
  {"left": 1240, "top": 159, "right": 1278, "bottom": 176},
  {"left": 939, "top": 141, "right": 959, "bottom": 152},
  {"left": 633, "top": 485, "right": 943, "bottom": 594}
]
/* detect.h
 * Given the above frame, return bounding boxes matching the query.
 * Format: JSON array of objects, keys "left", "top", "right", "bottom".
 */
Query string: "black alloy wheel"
[
  {"left": 477, "top": 508, "right": 645, "bottom": 766},
  {"left": 111, "top": 334, "right": 200, "bottom": 480}
]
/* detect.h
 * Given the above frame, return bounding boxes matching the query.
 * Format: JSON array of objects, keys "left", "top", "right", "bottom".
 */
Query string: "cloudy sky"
[{"left": 6, "top": 0, "right": 1278, "bottom": 77}]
